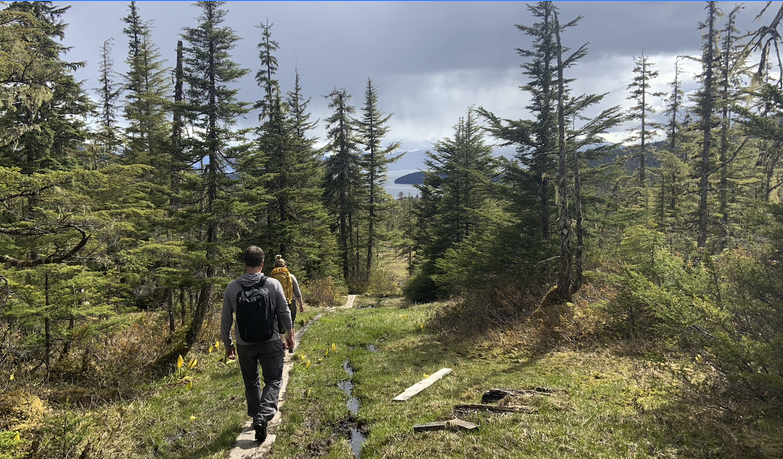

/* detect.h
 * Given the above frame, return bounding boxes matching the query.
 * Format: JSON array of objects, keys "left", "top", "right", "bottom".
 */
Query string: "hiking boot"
[{"left": 253, "top": 416, "right": 267, "bottom": 443}]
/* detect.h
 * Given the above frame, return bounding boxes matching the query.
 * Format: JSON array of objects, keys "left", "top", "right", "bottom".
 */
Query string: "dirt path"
[{"left": 226, "top": 294, "right": 356, "bottom": 459}]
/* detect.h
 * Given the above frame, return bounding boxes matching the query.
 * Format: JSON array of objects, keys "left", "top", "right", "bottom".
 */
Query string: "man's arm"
[
  {"left": 220, "top": 285, "right": 236, "bottom": 359},
  {"left": 291, "top": 274, "right": 305, "bottom": 312}
]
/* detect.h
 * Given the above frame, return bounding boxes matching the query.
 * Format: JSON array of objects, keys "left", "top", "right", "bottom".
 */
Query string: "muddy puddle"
[{"left": 338, "top": 359, "right": 366, "bottom": 457}]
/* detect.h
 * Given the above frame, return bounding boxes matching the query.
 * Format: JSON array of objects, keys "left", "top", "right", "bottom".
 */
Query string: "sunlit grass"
[{"left": 270, "top": 301, "right": 783, "bottom": 459}]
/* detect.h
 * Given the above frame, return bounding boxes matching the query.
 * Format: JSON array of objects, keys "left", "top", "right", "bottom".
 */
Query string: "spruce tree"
[
  {"left": 479, "top": 1, "right": 559, "bottom": 241},
  {"left": 177, "top": 0, "right": 250, "bottom": 358},
  {"left": 93, "top": 38, "right": 123, "bottom": 169},
  {"left": 121, "top": 0, "right": 172, "bottom": 177},
  {"left": 323, "top": 88, "right": 361, "bottom": 282},
  {"left": 625, "top": 52, "right": 665, "bottom": 187},
  {"left": 413, "top": 108, "right": 497, "bottom": 298},
  {"left": 0, "top": 1, "right": 92, "bottom": 173},
  {"left": 355, "top": 78, "right": 402, "bottom": 277}
]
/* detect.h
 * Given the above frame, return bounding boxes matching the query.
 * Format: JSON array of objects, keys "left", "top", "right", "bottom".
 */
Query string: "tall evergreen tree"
[
  {"left": 355, "top": 78, "right": 401, "bottom": 277},
  {"left": 625, "top": 52, "right": 665, "bottom": 186},
  {"left": 694, "top": 1, "right": 721, "bottom": 248},
  {"left": 93, "top": 38, "right": 122, "bottom": 168},
  {"left": 0, "top": 1, "right": 92, "bottom": 173},
  {"left": 323, "top": 88, "right": 361, "bottom": 282},
  {"left": 412, "top": 108, "right": 497, "bottom": 298},
  {"left": 479, "top": 1, "right": 559, "bottom": 242},
  {"left": 121, "top": 0, "right": 172, "bottom": 176},
  {"left": 177, "top": 0, "right": 250, "bottom": 358}
]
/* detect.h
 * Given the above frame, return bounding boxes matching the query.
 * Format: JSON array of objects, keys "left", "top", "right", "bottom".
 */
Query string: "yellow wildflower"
[
  {"left": 214, "top": 340, "right": 220, "bottom": 350},
  {"left": 9, "top": 373, "right": 13, "bottom": 381},
  {"left": 14, "top": 433, "right": 20, "bottom": 441},
  {"left": 187, "top": 380, "right": 193, "bottom": 391},
  {"left": 190, "top": 415, "right": 196, "bottom": 420},
  {"left": 208, "top": 345, "right": 214, "bottom": 354},
  {"left": 177, "top": 355, "right": 184, "bottom": 370},
  {"left": 188, "top": 358, "right": 198, "bottom": 370},
  {"left": 424, "top": 373, "right": 430, "bottom": 378},
  {"left": 331, "top": 343, "right": 336, "bottom": 352},
  {"left": 306, "top": 360, "right": 311, "bottom": 368}
]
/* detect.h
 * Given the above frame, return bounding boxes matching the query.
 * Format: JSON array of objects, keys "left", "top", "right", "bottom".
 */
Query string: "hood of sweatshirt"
[{"left": 237, "top": 272, "right": 265, "bottom": 288}]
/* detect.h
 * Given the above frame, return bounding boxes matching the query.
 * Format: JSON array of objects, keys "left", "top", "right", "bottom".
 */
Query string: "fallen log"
[
  {"left": 413, "top": 419, "right": 478, "bottom": 432},
  {"left": 481, "top": 388, "right": 551, "bottom": 404},
  {"left": 454, "top": 404, "right": 536, "bottom": 414}
]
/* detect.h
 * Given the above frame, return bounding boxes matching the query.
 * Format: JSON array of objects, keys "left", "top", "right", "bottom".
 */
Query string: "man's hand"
[
  {"left": 226, "top": 345, "right": 236, "bottom": 361},
  {"left": 285, "top": 330, "right": 295, "bottom": 350}
]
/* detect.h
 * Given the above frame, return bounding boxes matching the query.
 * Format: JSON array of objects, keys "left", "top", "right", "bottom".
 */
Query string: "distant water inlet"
[{"left": 338, "top": 359, "right": 366, "bottom": 458}]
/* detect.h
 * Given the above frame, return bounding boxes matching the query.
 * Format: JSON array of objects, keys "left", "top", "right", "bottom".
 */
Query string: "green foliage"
[{"left": 301, "top": 277, "right": 343, "bottom": 308}]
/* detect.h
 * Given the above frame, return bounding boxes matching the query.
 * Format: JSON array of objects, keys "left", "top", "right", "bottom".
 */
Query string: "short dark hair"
[{"left": 243, "top": 246, "right": 265, "bottom": 267}]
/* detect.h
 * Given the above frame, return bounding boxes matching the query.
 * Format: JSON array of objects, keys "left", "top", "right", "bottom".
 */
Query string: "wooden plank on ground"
[
  {"left": 454, "top": 404, "right": 536, "bottom": 414},
  {"left": 413, "top": 419, "right": 478, "bottom": 432},
  {"left": 393, "top": 368, "right": 452, "bottom": 401},
  {"left": 481, "top": 388, "right": 551, "bottom": 404}
]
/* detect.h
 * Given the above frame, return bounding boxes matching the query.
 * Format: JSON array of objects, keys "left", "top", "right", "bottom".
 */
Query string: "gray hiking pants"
[{"left": 236, "top": 339, "right": 284, "bottom": 422}]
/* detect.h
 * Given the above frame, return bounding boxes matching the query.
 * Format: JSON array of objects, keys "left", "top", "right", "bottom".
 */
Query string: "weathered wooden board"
[
  {"left": 413, "top": 419, "right": 478, "bottom": 432},
  {"left": 454, "top": 404, "right": 536, "bottom": 414},
  {"left": 393, "top": 368, "right": 452, "bottom": 401},
  {"left": 481, "top": 388, "right": 551, "bottom": 404}
]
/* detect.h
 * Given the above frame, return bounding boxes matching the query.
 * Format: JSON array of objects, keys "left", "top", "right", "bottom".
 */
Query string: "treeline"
[
  {"left": 407, "top": 1, "right": 783, "bottom": 407},
  {"left": 0, "top": 0, "right": 403, "bottom": 372}
]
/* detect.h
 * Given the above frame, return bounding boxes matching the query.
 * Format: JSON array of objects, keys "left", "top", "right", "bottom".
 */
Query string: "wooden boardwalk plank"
[{"left": 393, "top": 368, "right": 452, "bottom": 401}]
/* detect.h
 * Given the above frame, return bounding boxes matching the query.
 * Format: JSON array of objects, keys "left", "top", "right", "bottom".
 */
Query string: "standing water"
[{"left": 338, "top": 359, "right": 366, "bottom": 458}]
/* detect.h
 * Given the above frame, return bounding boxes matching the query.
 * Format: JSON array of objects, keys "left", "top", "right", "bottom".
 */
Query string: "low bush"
[{"left": 301, "top": 276, "right": 343, "bottom": 308}]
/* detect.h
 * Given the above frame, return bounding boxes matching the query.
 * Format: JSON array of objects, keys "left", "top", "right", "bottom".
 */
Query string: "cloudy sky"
[{"left": 58, "top": 1, "right": 773, "bottom": 161}]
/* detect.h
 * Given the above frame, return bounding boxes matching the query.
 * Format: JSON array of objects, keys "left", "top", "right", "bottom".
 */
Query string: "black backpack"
[{"left": 235, "top": 276, "right": 276, "bottom": 343}]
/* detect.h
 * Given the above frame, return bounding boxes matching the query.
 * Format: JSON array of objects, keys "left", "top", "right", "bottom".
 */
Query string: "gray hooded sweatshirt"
[{"left": 221, "top": 272, "right": 292, "bottom": 348}]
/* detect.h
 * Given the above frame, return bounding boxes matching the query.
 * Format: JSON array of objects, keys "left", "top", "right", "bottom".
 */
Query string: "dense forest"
[{"left": 3, "top": 0, "right": 783, "bottom": 456}]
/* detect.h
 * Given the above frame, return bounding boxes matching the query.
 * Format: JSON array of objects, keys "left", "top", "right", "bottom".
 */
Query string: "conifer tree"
[
  {"left": 479, "top": 1, "right": 559, "bottom": 241},
  {"left": 0, "top": 1, "right": 92, "bottom": 173},
  {"left": 93, "top": 38, "right": 122, "bottom": 168},
  {"left": 545, "top": 8, "right": 622, "bottom": 304},
  {"left": 355, "top": 78, "right": 402, "bottom": 277},
  {"left": 625, "top": 52, "right": 665, "bottom": 186},
  {"left": 412, "top": 108, "right": 496, "bottom": 298},
  {"left": 284, "top": 70, "right": 337, "bottom": 278},
  {"left": 323, "top": 88, "right": 361, "bottom": 282},
  {"left": 694, "top": 1, "right": 721, "bottom": 248},
  {"left": 178, "top": 0, "right": 250, "bottom": 357},
  {"left": 121, "top": 0, "right": 172, "bottom": 177}
]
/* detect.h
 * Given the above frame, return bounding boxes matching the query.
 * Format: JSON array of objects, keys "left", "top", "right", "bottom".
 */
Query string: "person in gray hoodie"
[{"left": 221, "top": 245, "right": 295, "bottom": 443}]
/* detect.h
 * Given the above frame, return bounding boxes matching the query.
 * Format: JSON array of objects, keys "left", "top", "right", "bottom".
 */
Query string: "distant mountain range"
[{"left": 390, "top": 146, "right": 516, "bottom": 186}]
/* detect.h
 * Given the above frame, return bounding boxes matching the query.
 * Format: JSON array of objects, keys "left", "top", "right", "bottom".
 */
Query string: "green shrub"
[{"left": 301, "top": 277, "right": 342, "bottom": 308}]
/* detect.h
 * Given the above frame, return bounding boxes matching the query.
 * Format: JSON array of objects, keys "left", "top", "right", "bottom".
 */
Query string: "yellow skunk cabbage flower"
[
  {"left": 325, "top": 349, "right": 329, "bottom": 357},
  {"left": 208, "top": 345, "right": 214, "bottom": 354},
  {"left": 306, "top": 360, "right": 311, "bottom": 368},
  {"left": 331, "top": 343, "right": 336, "bottom": 352},
  {"left": 420, "top": 323, "right": 424, "bottom": 330},
  {"left": 14, "top": 433, "right": 20, "bottom": 441},
  {"left": 177, "top": 355, "right": 184, "bottom": 370},
  {"left": 424, "top": 373, "right": 430, "bottom": 378},
  {"left": 188, "top": 358, "right": 198, "bottom": 370},
  {"left": 9, "top": 373, "right": 14, "bottom": 381},
  {"left": 695, "top": 354, "right": 703, "bottom": 363},
  {"left": 214, "top": 340, "right": 220, "bottom": 350},
  {"left": 190, "top": 415, "right": 196, "bottom": 420},
  {"left": 187, "top": 380, "right": 193, "bottom": 391}
]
